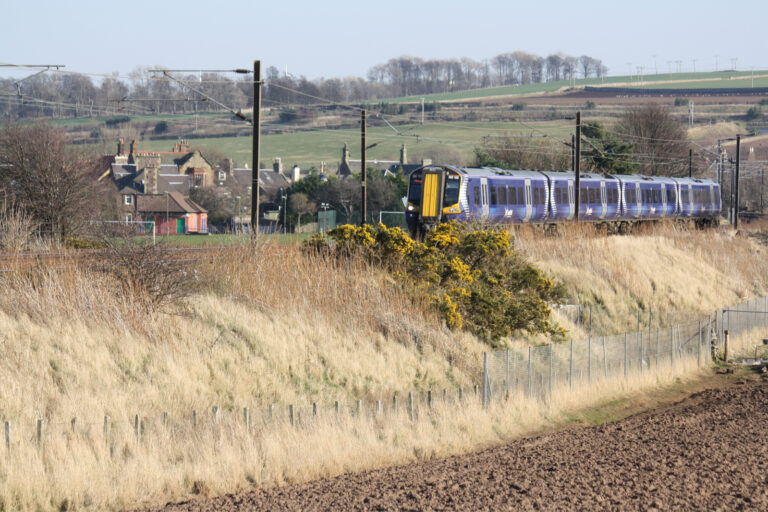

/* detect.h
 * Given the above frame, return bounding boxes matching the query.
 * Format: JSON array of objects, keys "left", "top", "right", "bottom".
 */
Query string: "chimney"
[
  {"left": 421, "top": 158, "right": 432, "bottom": 166},
  {"left": 117, "top": 139, "right": 125, "bottom": 156},
  {"left": 273, "top": 157, "right": 283, "bottom": 174},
  {"left": 400, "top": 144, "right": 407, "bottom": 165},
  {"left": 130, "top": 139, "right": 138, "bottom": 154},
  {"left": 320, "top": 161, "right": 326, "bottom": 174},
  {"left": 342, "top": 143, "right": 350, "bottom": 167},
  {"left": 223, "top": 158, "right": 234, "bottom": 174},
  {"left": 292, "top": 164, "right": 301, "bottom": 183}
]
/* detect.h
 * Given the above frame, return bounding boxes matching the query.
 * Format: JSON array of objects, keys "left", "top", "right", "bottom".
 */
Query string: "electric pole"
[
  {"left": 251, "top": 60, "right": 262, "bottom": 239},
  {"left": 361, "top": 109, "right": 367, "bottom": 226},
  {"left": 689, "top": 149, "right": 693, "bottom": 177},
  {"left": 734, "top": 135, "right": 741, "bottom": 229},
  {"left": 575, "top": 111, "right": 581, "bottom": 222}
]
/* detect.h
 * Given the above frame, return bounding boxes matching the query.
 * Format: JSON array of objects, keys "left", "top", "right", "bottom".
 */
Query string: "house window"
[
  {"left": 123, "top": 194, "right": 133, "bottom": 205},
  {"left": 218, "top": 171, "right": 227, "bottom": 182},
  {"left": 194, "top": 173, "right": 205, "bottom": 187},
  {"left": 124, "top": 214, "right": 132, "bottom": 223}
]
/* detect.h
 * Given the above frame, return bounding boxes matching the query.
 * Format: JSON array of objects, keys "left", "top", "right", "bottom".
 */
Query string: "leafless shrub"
[
  {"left": 0, "top": 203, "right": 37, "bottom": 251},
  {"left": 100, "top": 240, "right": 198, "bottom": 308}
]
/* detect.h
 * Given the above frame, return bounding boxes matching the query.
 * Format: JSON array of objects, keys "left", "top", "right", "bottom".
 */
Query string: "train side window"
[
  {"left": 588, "top": 188, "right": 595, "bottom": 204},
  {"left": 474, "top": 187, "right": 480, "bottom": 204},
  {"left": 580, "top": 187, "right": 587, "bottom": 204},
  {"left": 532, "top": 187, "right": 538, "bottom": 205},
  {"left": 490, "top": 187, "right": 497, "bottom": 205},
  {"left": 517, "top": 187, "right": 524, "bottom": 205},
  {"left": 498, "top": 186, "right": 507, "bottom": 204},
  {"left": 508, "top": 187, "right": 516, "bottom": 205},
  {"left": 555, "top": 187, "right": 561, "bottom": 204}
]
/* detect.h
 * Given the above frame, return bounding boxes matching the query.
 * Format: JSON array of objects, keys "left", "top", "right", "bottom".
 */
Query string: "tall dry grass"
[
  {"left": 514, "top": 223, "right": 768, "bottom": 341},
  {"left": 0, "top": 227, "right": 764, "bottom": 510}
]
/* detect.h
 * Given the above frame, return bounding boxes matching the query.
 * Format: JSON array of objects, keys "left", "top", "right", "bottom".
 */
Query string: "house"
[
  {"left": 122, "top": 191, "right": 208, "bottom": 235},
  {"left": 98, "top": 139, "right": 215, "bottom": 197}
]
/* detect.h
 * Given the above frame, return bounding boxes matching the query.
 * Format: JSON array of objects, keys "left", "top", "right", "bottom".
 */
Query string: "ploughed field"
[{"left": 139, "top": 376, "right": 768, "bottom": 511}]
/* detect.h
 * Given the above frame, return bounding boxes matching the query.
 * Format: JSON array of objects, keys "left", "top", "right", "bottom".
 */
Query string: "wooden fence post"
[
  {"left": 103, "top": 416, "right": 110, "bottom": 446},
  {"left": 4, "top": 421, "right": 9, "bottom": 453},
  {"left": 289, "top": 405, "right": 295, "bottom": 427},
  {"left": 71, "top": 417, "right": 77, "bottom": 434},
  {"left": 723, "top": 330, "right": 729, "bottom": 362},
  {"left": 334, "top": 401, "right": 340, "bottom": 416},
  {"left": 243, "top": 408, "right": 251, "bottom": 430},
  {"left": 193, "top": 410, "right": 199, "bottom": 428},
  {"left": 134, "top": 414, "right": 141, "bottom": 443},
  {"left": 392, "top": 394, "right": 398, "bottom": 414},
  {"left": 408, "top": 391, "right": 414, "bottom": 420},
  {"left": 312, "top": 403, "right": 318, "bottom": 417},
  {"left": 36, "top": 419, "right": 44, "bottom": 447},
  {"left": 427, "top": 390, "right": 433, "bottom": 409}
]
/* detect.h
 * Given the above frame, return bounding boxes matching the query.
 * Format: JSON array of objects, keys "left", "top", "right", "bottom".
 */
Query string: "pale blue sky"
[{"left": 2, "top": 0, "right": 767, "bottom": 80}]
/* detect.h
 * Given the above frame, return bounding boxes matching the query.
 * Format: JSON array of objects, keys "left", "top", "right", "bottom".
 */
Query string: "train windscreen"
[
  {"left": 408, "top": 172, "right": 422, "bottom": 205},
  {"left": 444, "top": 173, "right": 461, "bottom": 205}
]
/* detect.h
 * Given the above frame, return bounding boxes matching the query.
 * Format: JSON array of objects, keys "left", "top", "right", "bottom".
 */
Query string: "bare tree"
[
  {"left": 615, "top": 103, "right": 690, "bottom": 176},
  {"left": 289, "top": 192, "right": 317, "bottom": 229},
  {"left": 0, "top": 123, "right": 96, "bottom": 240}
]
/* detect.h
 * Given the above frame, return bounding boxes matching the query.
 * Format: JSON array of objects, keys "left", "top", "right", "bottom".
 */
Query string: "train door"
[
  {"left": 687, "top": 184, "right": 694, "bottom": 216},
  {"left": 709, "top": 185, "right": 715, "bottom": 214},
  {"left": 599, "top": 181, "right": 607, "bottom": 219},
  {"left": 480, "top": 178, "right": 489, "bottom": 220},
  {"left": 660, "top": 183, "right": 667, "bottom": 218},
  {"left": 524, "top": 180, "right": 532, "bottom": 222},
  {"left": 567, "top": 181, "right": 575, "bottom": 220},
  {"left": 635, "top": 182, "right": 642, "bottom": 218}
]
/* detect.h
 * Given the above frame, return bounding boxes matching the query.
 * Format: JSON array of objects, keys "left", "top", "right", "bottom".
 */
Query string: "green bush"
[
  {"left": 306, "top": 222, "right": 565, "bottom": 345},
  {"left": 511, "top": 103, "right": 526, "bottom": 111},
  {"left": 674, "top": 98, "right": 689, "bottom": 106}
]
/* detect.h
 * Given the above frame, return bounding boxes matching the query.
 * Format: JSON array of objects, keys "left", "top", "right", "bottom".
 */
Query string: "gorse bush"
[{"left": 307, "top": 222, "right": 565, "bottom": 345}]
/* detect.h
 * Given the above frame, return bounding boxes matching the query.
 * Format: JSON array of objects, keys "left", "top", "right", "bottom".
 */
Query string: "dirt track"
[{"left": 141, "top": 376, "right": 768, "bottom": 511}]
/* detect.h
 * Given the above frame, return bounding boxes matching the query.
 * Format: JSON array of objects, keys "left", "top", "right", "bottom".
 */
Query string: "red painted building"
[{"left": 123, "top": 191, "right": 207, "bottom": 235}]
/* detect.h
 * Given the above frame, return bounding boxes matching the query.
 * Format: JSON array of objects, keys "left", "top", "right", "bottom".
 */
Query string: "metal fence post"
[
  {"left": 505, "top": 349, "right": 510, "bottom": 397},
  {"left": 482, "top": 352, "right": 488, "bottom": 410},
  {"left": 588, "top": 337, "right": 592, "bottom": 383},
  {"left": 548, "top": 344, "right": 553, "bottom": 395},
  {"left": 602, "top": 337, "right": 608, "bottom": 378},
  {"left": 697, "top": 320, "right": 702, "bottom": 367},
  {"left": 528, "top": 346, "right": 533, "bottom": 396},
  {"left": 624, "top": 333, "right": 628, "bottom": 379},
  {"left": 569, "top": 340, "right": 574, "bottom": 389}
]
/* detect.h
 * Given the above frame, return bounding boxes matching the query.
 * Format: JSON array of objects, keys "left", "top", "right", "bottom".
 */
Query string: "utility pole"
[
  {"left": 734, "top": 135, "right": 741, "bottom": 229},
  {"left": 571, "top": 134, "right": 576, "bottom": 171},
  {"left": 575, "top": 111, "right": 581, "bottom": 222},
  {"left": 689, "top": 149, "right": 693, "bottom": 177},
  {"left": 251, "top": 60, "right": 262, "bottom": 239},
  {"left": 361, "top": 109, "right": 367, "bottom": 226}
]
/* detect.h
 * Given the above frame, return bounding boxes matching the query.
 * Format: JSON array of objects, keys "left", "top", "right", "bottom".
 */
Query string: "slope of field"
[
  {"left": 388, "top": 70, "right": 768, "bottom": 103},
  {"left": 142, "top": 374, "right": 768, "bottom": 511},
  {"left": 1, "top": 226, "right": 767, "bottom": 510},
  {"left": 137, "top": 120, "right": 574, "bottom": 169}
]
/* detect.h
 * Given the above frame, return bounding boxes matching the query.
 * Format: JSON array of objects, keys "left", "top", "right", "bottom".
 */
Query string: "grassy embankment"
[{"left": 0, "top": 224, "right": 766, "bottom": 510}]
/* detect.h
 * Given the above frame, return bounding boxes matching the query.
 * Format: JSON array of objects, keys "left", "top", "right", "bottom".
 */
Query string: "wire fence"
[
  {"left": 3, "top": 296, "right": 768, "bottom": 454},
  {"left": 480, "top": 296, "right": 768, "bottom": 407}
]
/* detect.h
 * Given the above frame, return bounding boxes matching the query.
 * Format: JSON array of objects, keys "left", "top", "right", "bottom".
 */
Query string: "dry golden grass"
[
  {"left": 0, "top": 226, "right": 765, "bottom": 510},
  {"left": 514, "top": 223, "right": 768, "bottom": 341}
]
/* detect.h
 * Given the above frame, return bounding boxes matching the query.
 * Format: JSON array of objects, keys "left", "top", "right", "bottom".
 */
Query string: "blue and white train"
[{"left": 405, "top": 165, "right": 721, "bottom": 235}]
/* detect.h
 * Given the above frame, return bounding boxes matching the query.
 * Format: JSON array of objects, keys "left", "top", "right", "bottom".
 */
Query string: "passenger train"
[{"left": 405, "top": 165, "right": 721, "bottom": 236}]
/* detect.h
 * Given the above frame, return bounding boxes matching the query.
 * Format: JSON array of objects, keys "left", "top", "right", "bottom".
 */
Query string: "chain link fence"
[{"left": 481, "top": 314, "right": 725, "bottom": 407}]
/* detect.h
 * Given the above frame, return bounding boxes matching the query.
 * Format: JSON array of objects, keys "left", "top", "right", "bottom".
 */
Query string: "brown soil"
[{"left": 137, "top": 373, "right": 768, "bottom": 511}]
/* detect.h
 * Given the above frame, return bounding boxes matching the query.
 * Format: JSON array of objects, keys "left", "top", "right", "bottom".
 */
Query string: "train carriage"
[{"left": 405, "top": 164, "right": 721, "bottom": 236}]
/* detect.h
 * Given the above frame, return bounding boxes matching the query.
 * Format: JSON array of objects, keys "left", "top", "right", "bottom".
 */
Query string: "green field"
[
  {"left": 138, "top": 120, "right": 575, "bottom": 169},
  {"left": 386, "top": 70, "right": 768, "bottom": 103},
  {"left": 627, "top": 76, "right": 768, "bottom": 90}
]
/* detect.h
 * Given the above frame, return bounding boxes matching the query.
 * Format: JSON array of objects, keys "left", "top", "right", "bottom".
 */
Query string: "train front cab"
[{"left": 406, "top": 166, "right": 463, "bottom": 235}]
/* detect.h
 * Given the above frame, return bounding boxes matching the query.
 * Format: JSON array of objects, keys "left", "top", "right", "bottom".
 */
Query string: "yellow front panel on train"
[{"left": 422, "top": 173, "right": 440, "bottom": 219}]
